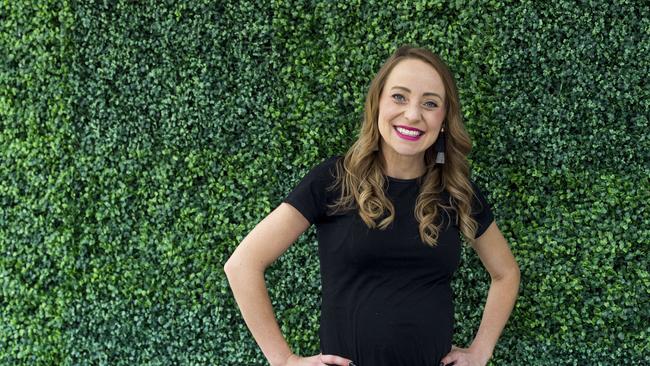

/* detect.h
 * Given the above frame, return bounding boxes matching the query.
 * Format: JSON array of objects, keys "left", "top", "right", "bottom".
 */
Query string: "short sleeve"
[
  {"left": 282, "top": 156, "right": 340, "bottom": 226},
  {"left": 470, "top": 179, "right": 495, "bottom": 239}
]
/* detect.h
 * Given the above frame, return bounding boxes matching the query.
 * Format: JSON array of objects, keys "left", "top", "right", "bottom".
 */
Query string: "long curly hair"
[{"left": 325, "top": 45, "right": 480, "bottom": 246}]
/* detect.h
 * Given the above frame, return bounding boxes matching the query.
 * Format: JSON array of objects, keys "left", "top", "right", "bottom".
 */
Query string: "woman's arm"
[
  {"left": 469, "top": 221, "right": 521, "bottom": 361},
  {"left": 224, "top": 203, "right": 352, "bottom": 366},
  {"left": 224, "top": 203, "right": 310, "bottom": 366},
  {"left": 441, "top": 221, "right": 521, "bottom": 366}
]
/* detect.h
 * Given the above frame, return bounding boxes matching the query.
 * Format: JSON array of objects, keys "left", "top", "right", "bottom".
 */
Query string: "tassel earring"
[{"left": 434, "top": 127, "right": 445, "bottom": 164}]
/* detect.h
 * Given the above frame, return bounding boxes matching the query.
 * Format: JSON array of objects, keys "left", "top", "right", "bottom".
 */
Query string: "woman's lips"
[{"left": 394, "top": 126, "right": 423, "bottom": 141}]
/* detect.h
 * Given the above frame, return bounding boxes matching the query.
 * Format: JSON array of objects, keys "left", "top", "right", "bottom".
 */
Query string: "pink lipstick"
[{"left": 393, "top": 126, "right": 424, "bottom": 141}]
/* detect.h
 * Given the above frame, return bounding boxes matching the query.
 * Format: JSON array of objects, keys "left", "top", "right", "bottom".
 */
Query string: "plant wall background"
[{"left": 1, "top": 0, "right": 648, "bottom": 365}]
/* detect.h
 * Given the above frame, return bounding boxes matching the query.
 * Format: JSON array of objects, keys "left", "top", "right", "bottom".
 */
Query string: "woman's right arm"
[{"left": 224, "top": 203, "right": 351, "bottom": 366}]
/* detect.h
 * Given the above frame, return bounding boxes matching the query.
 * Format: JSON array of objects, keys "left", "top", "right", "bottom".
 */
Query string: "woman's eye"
[
  {"left": 424, "top": 101, "right": 438, "bottom": 109},
  {"left": 391, "top": 94, "right": 406, "bottom": 103}
]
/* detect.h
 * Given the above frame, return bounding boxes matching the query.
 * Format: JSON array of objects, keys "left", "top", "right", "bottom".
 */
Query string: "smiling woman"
[
  {"left": 224, "top": 45, "right": 520, "bottom": 366},
  {"left": 377, "top": 58, "right": 447, "bottom": 173}
]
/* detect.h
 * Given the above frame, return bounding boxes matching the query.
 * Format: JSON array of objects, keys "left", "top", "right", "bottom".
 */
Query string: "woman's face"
[{"left": 377, "top": 58, "right": 447, "bottom": 159}]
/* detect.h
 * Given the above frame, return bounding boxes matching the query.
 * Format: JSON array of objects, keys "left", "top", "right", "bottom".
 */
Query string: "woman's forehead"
[{"left": 384, "top": 58, "right": 445, "bottom": 98}]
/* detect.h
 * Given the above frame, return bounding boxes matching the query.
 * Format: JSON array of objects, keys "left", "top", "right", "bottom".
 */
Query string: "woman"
[{"left": 224, "top": 45, "right": 520, "bottom": 366}]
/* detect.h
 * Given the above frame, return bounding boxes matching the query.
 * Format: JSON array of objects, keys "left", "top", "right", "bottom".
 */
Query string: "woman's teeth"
[{"left": 395, "top": 127, "right": 422, "bottom": 136}]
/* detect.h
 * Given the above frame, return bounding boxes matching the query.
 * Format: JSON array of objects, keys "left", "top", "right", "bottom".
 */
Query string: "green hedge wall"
[{"left": 1, "top": 0, "right": 647, "bottom": 365}]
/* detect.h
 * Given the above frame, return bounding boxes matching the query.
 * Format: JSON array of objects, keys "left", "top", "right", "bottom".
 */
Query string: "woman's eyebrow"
[{"left": 391, "top": 85, "right": 443, "bottom": 100}]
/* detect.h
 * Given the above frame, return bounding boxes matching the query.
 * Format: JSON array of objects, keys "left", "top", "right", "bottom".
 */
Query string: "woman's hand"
[
  {"left": 282, "top": 353, "right": 355, "bottom": 366},
  {"left": 439, "top": 345, "right": 489, "bottom": 366}
]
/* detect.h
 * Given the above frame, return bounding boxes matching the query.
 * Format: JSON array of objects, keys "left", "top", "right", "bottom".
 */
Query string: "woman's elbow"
[
  {"left": 505, "top": 264, "right": 521, "bottom": 288},
  {"left": 224, "top": 252, "right": 266, "bottom": 280},
  {"left": 492, "top": 262, "right": 520, "bottom": 283},
  {"left": 223, "top": 257, "right": 235, "bottom": 277},
  {"left": 223, "top": 251, "right": 245, "bottom": 280}
]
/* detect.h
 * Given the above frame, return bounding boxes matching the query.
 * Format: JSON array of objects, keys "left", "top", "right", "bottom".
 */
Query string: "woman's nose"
[{"left": 404, "top": 102, "right": 421, "bottom": 121}]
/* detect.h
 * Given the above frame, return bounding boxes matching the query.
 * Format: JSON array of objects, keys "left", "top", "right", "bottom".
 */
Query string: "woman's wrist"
[
  {"left": 468, "top": 344, "right": 492, "bottom": 365},
  {"left": 270, "top": 352, "right": 296, "bottom": 366}
]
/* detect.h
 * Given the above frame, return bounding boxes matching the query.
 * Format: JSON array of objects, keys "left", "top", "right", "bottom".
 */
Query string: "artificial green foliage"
[{"left": 1, "top": 0, "right": 647, "bottom": 365}]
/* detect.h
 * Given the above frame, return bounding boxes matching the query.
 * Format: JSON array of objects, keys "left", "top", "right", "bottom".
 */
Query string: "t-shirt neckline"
[{"left": 384, "top": 174, "right": 424, "bottom": 183}]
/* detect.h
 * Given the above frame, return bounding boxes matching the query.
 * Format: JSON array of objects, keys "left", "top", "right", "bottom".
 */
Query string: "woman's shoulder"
[
  {"left": 311, "top": 154, "right": 343, "bottom": 179},
  {"left": 321, "top": 154, "right": 343, "bottom": 168},
  {"left": 438, "top": 176, "right": 489, "bottom": 206}
]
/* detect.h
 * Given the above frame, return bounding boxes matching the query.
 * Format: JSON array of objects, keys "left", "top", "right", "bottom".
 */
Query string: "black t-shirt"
[{"left": 283, "top": 155, "right": 494, "bottom": 366}]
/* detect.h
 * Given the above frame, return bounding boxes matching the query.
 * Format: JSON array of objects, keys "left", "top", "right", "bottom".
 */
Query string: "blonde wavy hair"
[{"left": 325, "top": 45, "right": 481, "bottom": 247}]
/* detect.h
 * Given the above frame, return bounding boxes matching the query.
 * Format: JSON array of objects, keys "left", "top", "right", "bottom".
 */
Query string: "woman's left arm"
[{"left": 441, "top": 220, "right": 521, "bottom": 366}]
